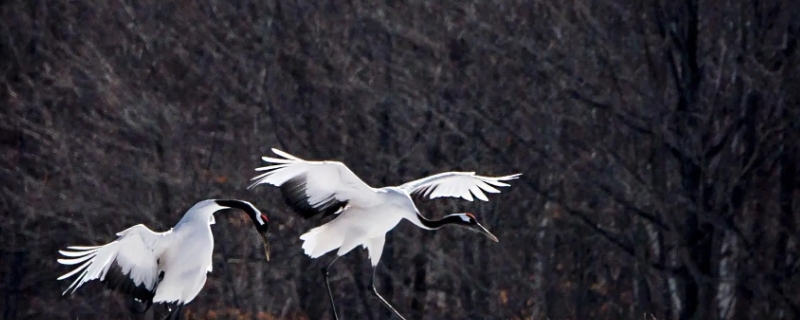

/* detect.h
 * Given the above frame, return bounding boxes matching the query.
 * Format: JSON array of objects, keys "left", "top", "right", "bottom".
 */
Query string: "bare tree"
[{"left": 1, "top": 0, "right": 798, "bottom": 319}]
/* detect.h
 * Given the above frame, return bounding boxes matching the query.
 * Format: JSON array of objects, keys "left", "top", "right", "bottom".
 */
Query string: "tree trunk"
[
  {"left": 773, "top": 107, "right": 798, "bottom": 319},
  {"left": 630, "top": 218, "right": 663, "bottom": 318},
  {"left": 716, "top": 230, "right": 738, "bottom": 320},
  {"left": 532, "top": 208, "right": 553, "bottom": 320},
  {"left": 2, "top": 251, "right": 26, "bottom": 320},
  {"left": 667, "top": 241, "right": 683, "bottom": 320}
]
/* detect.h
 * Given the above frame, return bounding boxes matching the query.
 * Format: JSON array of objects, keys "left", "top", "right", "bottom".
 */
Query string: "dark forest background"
[{"left": 1, "top": 0, "right": 799, "bottom": 319}]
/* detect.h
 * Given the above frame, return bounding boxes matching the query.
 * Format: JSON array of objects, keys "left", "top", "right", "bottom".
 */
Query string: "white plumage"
[
  {"left": 252, "top": 148, "right": 382, "bottom": 209},
  {"left": 56, "top": 199, "right": 270, "bottom": 320},
  {"left": 58, "top": 224, "right": 167, "bottom": 297},
  {"left": 249, "top": 148, "right": 519, "bottom": 320},
  {"left": 399, "top": 171, "right": 520, "bottom": 201}
]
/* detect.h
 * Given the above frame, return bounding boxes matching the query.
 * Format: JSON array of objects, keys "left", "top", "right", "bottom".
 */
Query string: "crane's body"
[
  {"left": 249, "top": 148, "right": 516, "bottom": 319},
  {"left": 57, "top": 199, "right": 270, "bottom": 320},
  {"left": 150, "top": 216, "right": 215, "bottom": 305},
  {"left": 300, "top": 188, "right": 414, "bottom": 266}
]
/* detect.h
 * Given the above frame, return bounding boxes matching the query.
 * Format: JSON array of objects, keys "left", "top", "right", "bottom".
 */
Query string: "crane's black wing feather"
[
  {"left": 102, "top": 262, "right": 164, "bottom": 313},
  {"left": 280, "top": 175, "right": 349, "bottom": 220}
]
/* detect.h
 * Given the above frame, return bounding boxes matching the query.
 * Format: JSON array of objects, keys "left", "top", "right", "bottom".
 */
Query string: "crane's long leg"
[
  {"left": 321, "top": 256, "right": 341, "bottom": 320},
  {"left": 164, "top": 303, "right": 184, "bottom": 320},
  {"left": 369, "top": 268, "right": 406, "bottom": 320},
  {"left": 129, "top": 297, "right": 153, "bottom": 314}
]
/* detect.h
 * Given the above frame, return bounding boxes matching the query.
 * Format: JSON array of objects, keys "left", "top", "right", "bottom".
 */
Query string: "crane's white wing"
[
  {"left": 248, "top": 148, "right": 379, "bottom": 219},
  {"left": 398, "top": 171, "right": 522, "bottom": 201},
  {"left": 57, "top": 224, "right": 170, "bottom": 303}
]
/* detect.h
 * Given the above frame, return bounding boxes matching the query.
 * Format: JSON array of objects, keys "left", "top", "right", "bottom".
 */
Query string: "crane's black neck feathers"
[
  {"left": 417, "top": 213, "right": 470, "bottom": 229},
  {"left": 280, "top": 175, "right": 349, "bottom": 220},
  {"left": 215, "top": 199, "right": 258, "bottom": 217},
  {"left": 214, "top": 199, "right": 268, "bottom": 231}
]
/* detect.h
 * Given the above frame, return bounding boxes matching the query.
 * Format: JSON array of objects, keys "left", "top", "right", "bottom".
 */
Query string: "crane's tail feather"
[
  {"left": 299, "top": 226, "right": 343, "bottom": 259},
  {"left": 336, "top": 233, "right": 363, "bottom": 257}
]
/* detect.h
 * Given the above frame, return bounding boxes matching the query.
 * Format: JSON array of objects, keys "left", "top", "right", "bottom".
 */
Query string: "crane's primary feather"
[
  {"left": 57, "top": 224, "right": 166, "bottom": 305},
  {"left": 399, "top": 172, "right": 521, "bottom": 201}
]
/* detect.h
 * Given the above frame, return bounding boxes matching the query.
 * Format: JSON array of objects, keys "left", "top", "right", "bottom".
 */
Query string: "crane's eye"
[{"left": 260, "top": 213, "right": 269, "bottom": 224}]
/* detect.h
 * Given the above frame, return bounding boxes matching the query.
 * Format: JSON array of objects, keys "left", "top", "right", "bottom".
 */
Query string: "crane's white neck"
[{"left": 178, "top": 200, "right": 226, "bottom": 225}]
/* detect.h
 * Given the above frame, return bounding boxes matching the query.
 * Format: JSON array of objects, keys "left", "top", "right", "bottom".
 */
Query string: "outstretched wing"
[
  {"left": 248, "top": 148, "right": 379, "bottom": 219},
  {"left": 399, "top": 172, "right": 521, "bottom": 201},
  {"left": 57, "top": 224, "right": 169, "bottom": 305}
]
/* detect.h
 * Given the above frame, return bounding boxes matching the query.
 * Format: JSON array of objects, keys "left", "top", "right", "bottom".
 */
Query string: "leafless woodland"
[{"left": 1, "top": 0, "right": 799, "bottom": 319}]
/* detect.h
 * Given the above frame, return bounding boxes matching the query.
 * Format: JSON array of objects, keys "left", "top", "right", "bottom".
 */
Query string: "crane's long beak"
[
  {"left": 260, "top": 232, "right": 271, "bottom": 261},
  {"left": 472, "top": 222, "right": 499, "bottom": 242}
]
